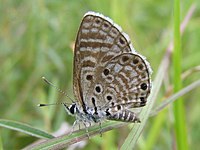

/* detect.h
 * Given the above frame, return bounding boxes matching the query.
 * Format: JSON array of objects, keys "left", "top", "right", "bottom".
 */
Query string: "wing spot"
[
  {"left": 141, "top": 73, "right": 146, "bottom": 79},
  {"left": 103, "top": 23, "right": 109, "bottom": 28},
  {"left": 117, "top": 105, "right": 121, "bottom": 110},
  {"left": 138, "top": 64, "right": 144, "bottom": 70},
  {"left": 119, "top": 37, "right": 125, "bottom": 45},
  {"left": 103, "top": 68, "right": 110, "bottom": 76},
  {"left": 95, "top": 86, "right": 101, "bottom": 93},
  {"left": 86, "top": 75, "right": 93, "bottom": 80},
  {"left": 122, "top": 55, "right": 129, "bottom": 63},
  {"left": 95, "top": 18, "right": 101, "bottom": 24},
  {"left": 106, "top": 75, "right": 114, "bottom": 83},
  {"left": 140, "top": 97, "right": 146, "bottom": 103},
  {"left": 133, "top": 58, "right": 139, "bottom": 64},
  {"left": 107, "top": 95, "right": 112, "bottom": 101},
  {"left": 140, "top": 83, "right": 147, "bottom": 90}
]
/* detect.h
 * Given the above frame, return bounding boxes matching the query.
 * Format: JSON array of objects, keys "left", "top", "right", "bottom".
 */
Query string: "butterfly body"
[{"left": 64, "top": 11, "right": 152, "bottom": 128}]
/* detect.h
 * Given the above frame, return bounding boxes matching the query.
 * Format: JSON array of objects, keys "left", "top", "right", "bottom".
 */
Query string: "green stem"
[{"left": 173, "top": 0, "right": 188, "bottom": 149}]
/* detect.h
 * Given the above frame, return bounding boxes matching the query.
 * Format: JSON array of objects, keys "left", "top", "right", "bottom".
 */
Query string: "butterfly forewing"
[{"left": 73, "top": 12, "right": 136, "bottom": 107}]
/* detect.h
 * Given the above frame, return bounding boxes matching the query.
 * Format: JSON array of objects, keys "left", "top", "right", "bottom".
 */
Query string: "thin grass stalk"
[{"left": 173, "top": 0, "right": 188, "bottom": 149}]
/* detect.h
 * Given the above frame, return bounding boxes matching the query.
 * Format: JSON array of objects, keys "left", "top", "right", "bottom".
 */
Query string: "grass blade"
[
  {"left": 24, "top": 121, "right": 125, "bottom": 150},
  {"left": 173, "top": 0, "right": 188, "bottom": 149},
  {"left": 0, "top": 133, "right": 3, "bottom": 150},
  {"left": 0, "top": 119, "right": 54, "bottom": 139},
  {"left": 120, "top": 49, "right": 170, "bottom": 150},
  {"left": 120, "top": 3, "right": 196, "bottom": 149},
  {"left": 151, "top": 79, "right": 200, "bottom": 116}
]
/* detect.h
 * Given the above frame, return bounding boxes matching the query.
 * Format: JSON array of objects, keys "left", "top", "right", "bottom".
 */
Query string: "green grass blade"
[
  {"left": 24, "top": 121, "right": 125, "bottom": 150},
  {"left": 0, "top": 133, "right": 3, "bottom": 150},
  {"left": 120, "top": 49, "right": 171, "bottom": 149},
  {"left": 173, "top": 0, "right": 188, "bottom": 149},
  {"left": 144, "top": 78, "right": 200, "bottom": 149},
  {"left": 120, "top": 3, "right": 196, "bottom": 148},
  {"left": 0, "top": 119, "right": 54, "bottom": 139},
  {"left": 151, "top": 79, "right": 200, "bottom": 116},
  {"left": 144, "top": 109, "right": 167, "bottom": 150}
]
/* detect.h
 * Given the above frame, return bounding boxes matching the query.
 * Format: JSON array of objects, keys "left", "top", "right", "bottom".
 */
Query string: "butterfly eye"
[{"left": 69, "top": 104, "right": 76, "bottom": 114}]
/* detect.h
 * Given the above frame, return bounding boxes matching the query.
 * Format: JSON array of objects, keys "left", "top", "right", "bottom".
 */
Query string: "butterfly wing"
[
  {"left": 73, "top": 12, "right": 151, "bottom": 113},
  {"left": 100, "top": 53, "right": 151, "bottom": 109}
]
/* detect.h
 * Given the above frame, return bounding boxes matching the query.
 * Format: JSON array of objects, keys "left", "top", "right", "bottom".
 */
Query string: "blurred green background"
[{"left": 0, "top": 0, "right": 200, "bottom": 149}]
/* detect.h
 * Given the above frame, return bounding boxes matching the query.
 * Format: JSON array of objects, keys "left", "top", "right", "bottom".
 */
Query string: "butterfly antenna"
[
  {"left": 42, "top": 76, "right": 74, "bottom": 103},
  {"left": 38, "top": 102, "right": 68, "bottom": 107}
]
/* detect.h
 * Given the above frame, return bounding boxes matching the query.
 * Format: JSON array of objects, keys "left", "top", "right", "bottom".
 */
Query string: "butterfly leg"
[
  {"left": 78, "top": 123, "right": 81, "bottom": 130},
  {"left": 82, "top": 121, "right": 90, "bottom": 138},
  {"left": 98, "top": 122, "right": 103, "bottom": 137},
  {"left": 70, "top": 120, "right": 78, "bottom": 135}
]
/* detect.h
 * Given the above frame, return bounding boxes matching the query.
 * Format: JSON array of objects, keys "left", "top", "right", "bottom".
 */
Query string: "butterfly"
[
  {"left": 40, "top": 11, "right": 152, "bottom": 133},
  {"left": 62, "top": 11, "right": 152, "bottom": 129}
]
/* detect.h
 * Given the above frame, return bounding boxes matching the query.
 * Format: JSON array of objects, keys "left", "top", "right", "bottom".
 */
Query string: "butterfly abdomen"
[{"left": 106, "top": 107, "right": 140, "bottom": 123}]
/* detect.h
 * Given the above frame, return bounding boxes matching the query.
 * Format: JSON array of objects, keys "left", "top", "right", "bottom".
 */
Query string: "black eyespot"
[
  {"left": 122, "top": 55, "right": 129, "bottom": 62},
  {"left": 107, "top": 96, "right": 112, "bottom": 101},
  {"left": 86, "top": 75, "right": 93, "bottom": 80},
  {"left": 111, "top": 102, "right": 114, "bottom": 106},
  {"left": 140, "top": 97, "right": 146, "bottom": 102},
  {"left": 138, "top": 64, "right": 144, "bottom": 70},
  {"left": 95, "top": 19, "right": 101, "bottom": 24},
  {"left": 95, "top": 86, "right": 101, "bottom": 93},
  {"left": 141, "top": 73, "right": 146, "bottom": 79},
  {"left": 141, "top": 83, "right": 147, "bottom": 90},
  {"left": 111, "top": 28, "right": 118, "bottom": 36},
  {"left": 103, "top": 23, "right": 109, "bottom": 28},
  {"left": 119, "top": 37, "right": 125, "bottom": 45},
  {"left": 103, "top": 68, "right": 109, "bottom": 76},
  {"left": 140, "top": 97, "right": 146, "bottom": 106},
  {"left": 133, "top": 58, "right": 139, "bottom": 64},
  {"left": 117, "top": 105, "right": 121, "bottom": 110}
]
